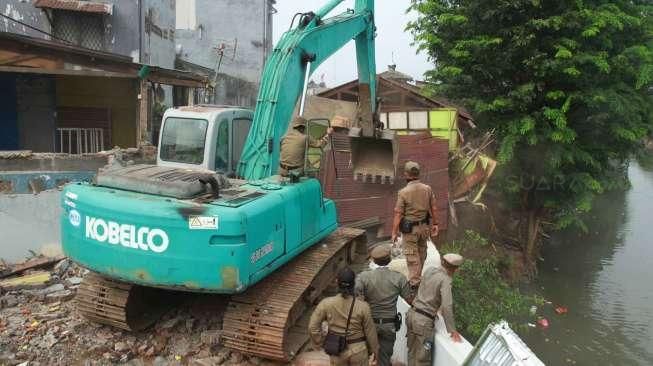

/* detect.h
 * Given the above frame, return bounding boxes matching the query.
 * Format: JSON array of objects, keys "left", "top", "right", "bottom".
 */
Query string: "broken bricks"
[{"left": 0, "top": 256, "right": 288, "bottom": 366}]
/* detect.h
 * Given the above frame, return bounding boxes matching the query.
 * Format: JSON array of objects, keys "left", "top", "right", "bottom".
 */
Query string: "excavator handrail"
[{"left": 238, "top": 0, "right": 376, "bottom": 180}]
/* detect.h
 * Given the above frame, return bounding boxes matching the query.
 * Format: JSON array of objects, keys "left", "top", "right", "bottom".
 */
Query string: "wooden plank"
[
  {"left": 0, "top": 65, "right": 135, "bottom": 78},
  {"left": 0, "top": 256, "right": 64, "bottom": 279},
  {"left": 0, "top": 54, "right": 39, "bottom": 66},
  {"left": 146, "top": 74, "right": 205, "bottom": 88},
  {"left": 0, "top": 271, "right": 50, "bottom": 289}
]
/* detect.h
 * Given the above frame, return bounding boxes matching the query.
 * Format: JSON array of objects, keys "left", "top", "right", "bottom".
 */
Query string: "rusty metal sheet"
[{"left": 320, "top": 133, "right": 450, "bottom": 236}]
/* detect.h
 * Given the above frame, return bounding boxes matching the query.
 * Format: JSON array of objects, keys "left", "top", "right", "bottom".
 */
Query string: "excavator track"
[
  {"left": 221, "top": 227, "right": 367, "bottom": 361},
  {"left": 76, "top": 272, "right": 175, "bottom": 331}
]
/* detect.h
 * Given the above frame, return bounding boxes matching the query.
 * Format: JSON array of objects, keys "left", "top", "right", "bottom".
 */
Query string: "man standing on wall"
[
  {"left": 406, "top": 253, "right": 464, "bottom": 366},
  {"left": 355, "top": 244, "right": 412, "bottom": 366},
  {"left": 391, "top": 161, "right": 439, "bottom": 289}
]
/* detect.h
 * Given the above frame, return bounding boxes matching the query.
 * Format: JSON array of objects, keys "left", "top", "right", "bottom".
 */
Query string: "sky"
[{"left": 271, "top": 0, "right": 431, "bottom": 87}]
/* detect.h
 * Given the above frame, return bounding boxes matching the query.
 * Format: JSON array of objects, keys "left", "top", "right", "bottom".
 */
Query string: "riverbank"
[{"left": 437, "top": 230, "right": 540, "bottom": 342}]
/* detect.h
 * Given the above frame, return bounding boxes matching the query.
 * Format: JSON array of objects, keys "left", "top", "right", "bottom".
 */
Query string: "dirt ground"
[{"left": 0, "top": 258, "right": 286, "bottom": 366}]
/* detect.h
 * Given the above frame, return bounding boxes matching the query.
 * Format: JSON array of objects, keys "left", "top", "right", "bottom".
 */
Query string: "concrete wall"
[
  {"left": 102, "top": 0, "right": 140, "bottom": 61},
  {"left": 213, "top": 73, "right": 259, "bottom": 107},
  {"left": 0, "top": 190, "right": 63, "bottom": 262},
  {"left": 142, "top": 0, "right": 176, "bottom": 69},
  {"left": 175, "top": 0, "right": 274, "bottom": 105},
  {"left": 0, "top": 150, "right": 153, "bottom": 262},
  {"left": 0, "top": 0, "right": 175, "bottom": 68},
  {"left": 55, "top": 76, "right": 139, "bottom": 149},
  {"left": 0, "top": 153, "right": 106, "bottom": 261},
  {"left": 1, "top": 0, "right": 50, "bottom": 38}
]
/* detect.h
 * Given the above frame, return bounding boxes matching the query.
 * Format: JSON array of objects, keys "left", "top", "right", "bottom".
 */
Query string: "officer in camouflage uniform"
[
  {"left": 391, "top": 161, "right": 439, "bottom": 288},
  {"left": 406, "top": 253, "right": 463, "bottom": 366},
  {"left": 355, "top": 244, "right": 412, "bottom": 366},
  {"left": 279, "top": 116, "right": 333, "bottom": 177},
  {"left": 309, "top": 267, "right": 379, "bottom": 365}
]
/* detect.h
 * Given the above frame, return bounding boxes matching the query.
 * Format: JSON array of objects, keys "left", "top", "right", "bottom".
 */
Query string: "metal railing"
[{"left": 56, "top": 128, "right": 105, "bottom": 154}]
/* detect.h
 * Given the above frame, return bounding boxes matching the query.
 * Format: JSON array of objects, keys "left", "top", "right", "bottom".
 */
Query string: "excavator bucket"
[
  {"left": 298, "top": 96, "right": 398, "bottom": 183},
  {"left": 349, "top": 134, "right": 396, "bottom": 184}
]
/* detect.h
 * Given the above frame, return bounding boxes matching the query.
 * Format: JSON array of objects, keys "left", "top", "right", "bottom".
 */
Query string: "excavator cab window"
[
  {"left": 160, "top": 117, "right": 208, "bottom": 165},
  {"left": 304, "top": 118, "right": 329, "bottom": 176}
]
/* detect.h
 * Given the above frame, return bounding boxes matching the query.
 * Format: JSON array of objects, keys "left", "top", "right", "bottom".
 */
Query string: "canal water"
[{"left": 522, "top": 161, "right": 653, "bottom": 365}]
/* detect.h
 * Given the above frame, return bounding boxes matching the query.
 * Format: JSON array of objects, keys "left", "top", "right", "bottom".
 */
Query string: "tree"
[{"left": 408, "top": 1, "right": 653, "bottom": 264}]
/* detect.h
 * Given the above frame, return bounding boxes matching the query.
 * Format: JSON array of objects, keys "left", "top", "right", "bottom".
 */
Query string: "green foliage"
[
  {"left": 408, "top": 1, "right": 653, "bottom": 233},
  {"left": 442, "top": 231, "right": 540, "bottom": 341}
]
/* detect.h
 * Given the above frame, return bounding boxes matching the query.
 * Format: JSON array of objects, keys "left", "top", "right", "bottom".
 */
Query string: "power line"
[{"left": 0, "top": 12, "right": 73, "bottom": 45}]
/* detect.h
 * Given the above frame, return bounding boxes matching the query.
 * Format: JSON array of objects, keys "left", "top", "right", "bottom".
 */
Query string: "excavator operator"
[{"left": 279, "top": 116, "right": 333, "bottom": 178}]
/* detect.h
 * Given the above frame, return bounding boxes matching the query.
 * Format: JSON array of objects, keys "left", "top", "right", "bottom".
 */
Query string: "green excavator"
[{"left": 60, "top": 0, "right": 394, "bottom": 361}]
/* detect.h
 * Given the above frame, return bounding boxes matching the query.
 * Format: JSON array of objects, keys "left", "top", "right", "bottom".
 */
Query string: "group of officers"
[{"left": 280, "top": 116, "right": 464, "bottom": 365}]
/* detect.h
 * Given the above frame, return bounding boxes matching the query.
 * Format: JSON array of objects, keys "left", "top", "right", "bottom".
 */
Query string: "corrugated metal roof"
[
  {"left": 464, "top": 321, "right": 545, "bottom": 366},
  {"left": 33, "top": 0, "right": 113, "bottom": 15}
]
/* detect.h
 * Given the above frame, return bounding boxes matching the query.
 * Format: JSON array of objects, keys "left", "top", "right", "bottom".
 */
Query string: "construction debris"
[
  {"left": 0, "top": 271, "right": 51, "bottom": 290},
  {"left": 0, "top": 256, "right": 285, "bottom": 366},
  {"left": 0, "top": 256, "right": 65, "bottom": 279}
]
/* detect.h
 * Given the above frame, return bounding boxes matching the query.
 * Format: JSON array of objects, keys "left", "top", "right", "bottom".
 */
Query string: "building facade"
[
  {"left": 1, "top": 0, "right": 176, "bottom": 67},
  {"left": 175, "top": 0, "right": 275, "bottom": 106}
]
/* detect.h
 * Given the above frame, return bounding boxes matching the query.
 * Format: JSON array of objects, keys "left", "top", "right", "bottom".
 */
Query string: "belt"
[
  {"left": 373, "top": 317, "right": 396, "bottom": 325},
  {"left": 405, "top": 217, "right": 430, "bottom": 226},
  {"left": 412, "top": 307, "right": 436, "bottom": 321},
  {"left": 347, "top": 336, "right": 366, "bottom": 345},
  {"left": 280, "top": 163, "right": 300, "bottom": 170}
]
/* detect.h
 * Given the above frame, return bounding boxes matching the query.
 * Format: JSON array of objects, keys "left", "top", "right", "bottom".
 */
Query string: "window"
[
  {"left": 160, "top": 118, "right": 208, "bottom": 164},
  {"left": 214, "top": 119, "right": 229, "bottom": 172},
  {"left": 388, "top": 112, "right": 408, "bottom": 130},
  {"left": 409, "top": 111, "right": 429, "bottom": 129},
  {"left": 231, "top": 118, "right": 252, "bottom": 170},
  {"left": 52, "top": 10, "right": 104, "bottom": 50}
]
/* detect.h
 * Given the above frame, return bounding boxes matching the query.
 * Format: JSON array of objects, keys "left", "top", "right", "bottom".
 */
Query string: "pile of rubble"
[{"left": 0, "top": 256, "right": 283, "bottom": 366}]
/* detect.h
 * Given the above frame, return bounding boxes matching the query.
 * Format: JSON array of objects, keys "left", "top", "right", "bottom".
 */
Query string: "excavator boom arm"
[{"left": 238, "top": 0, "right": 376, "bottom": 180}]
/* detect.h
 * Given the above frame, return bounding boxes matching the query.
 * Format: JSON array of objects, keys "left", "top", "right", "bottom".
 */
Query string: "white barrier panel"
[{"left": 378, "top": 243, "right": 473, "bottom": 365}]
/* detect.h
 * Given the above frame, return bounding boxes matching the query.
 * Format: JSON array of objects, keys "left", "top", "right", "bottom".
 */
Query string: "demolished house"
[{"left": 314, "top": 65, "right": 492, "bottom": 237}]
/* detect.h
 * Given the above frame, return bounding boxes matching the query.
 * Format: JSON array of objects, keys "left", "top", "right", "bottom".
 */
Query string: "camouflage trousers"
[{"left": 401, "top": 223, "right": 430, "bottom": 286}]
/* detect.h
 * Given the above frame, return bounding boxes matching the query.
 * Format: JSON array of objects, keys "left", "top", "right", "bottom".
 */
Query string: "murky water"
[{"left": 522, "top": 161, "right": 653, "bottom": 365}]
